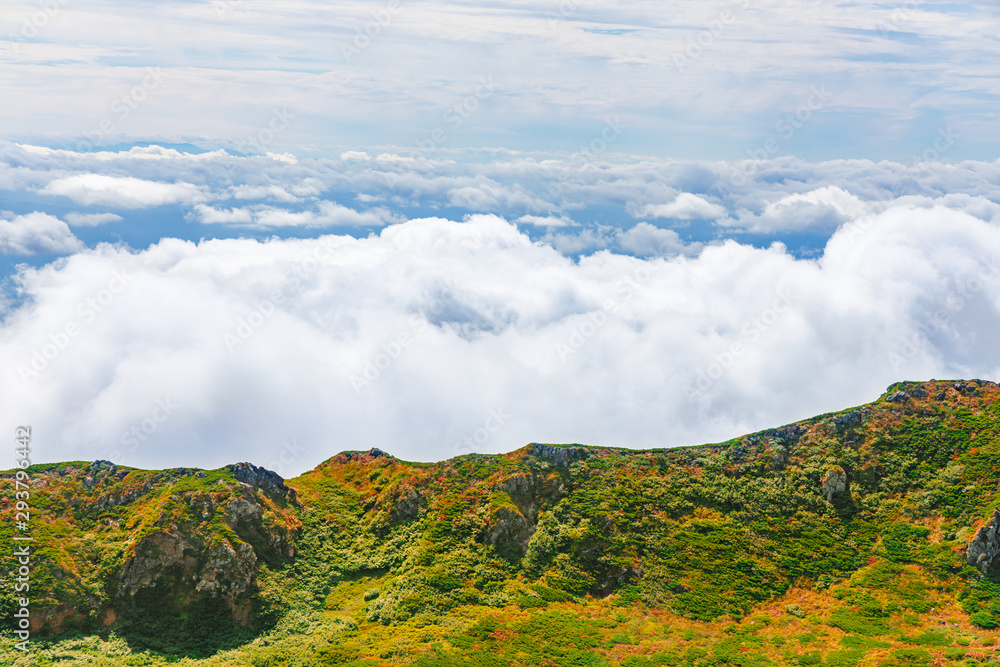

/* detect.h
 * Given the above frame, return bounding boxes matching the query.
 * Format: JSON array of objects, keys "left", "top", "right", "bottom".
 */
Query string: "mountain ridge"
[{"left": 3, "top": 378, "right": 1000, "bottom": 666}]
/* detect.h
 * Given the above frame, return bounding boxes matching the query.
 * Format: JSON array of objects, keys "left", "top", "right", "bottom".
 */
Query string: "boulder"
[{"left": 821, "top": 466, "right": 850, "bottom": 504}]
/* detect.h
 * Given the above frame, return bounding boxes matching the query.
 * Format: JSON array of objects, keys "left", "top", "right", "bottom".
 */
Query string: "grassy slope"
[{"left": 3, "top": 379, "right": 1000, "bottom": 666}]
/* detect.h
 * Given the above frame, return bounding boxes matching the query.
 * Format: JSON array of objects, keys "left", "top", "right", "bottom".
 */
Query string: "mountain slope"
[{"left": 3, "top": 378, "right": 1000, "bottom": 666}]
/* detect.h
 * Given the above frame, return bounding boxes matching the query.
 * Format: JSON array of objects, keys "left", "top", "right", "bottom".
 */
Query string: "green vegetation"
[{"left": 2, "top": 379, "right": 1000, "bottom": 665}]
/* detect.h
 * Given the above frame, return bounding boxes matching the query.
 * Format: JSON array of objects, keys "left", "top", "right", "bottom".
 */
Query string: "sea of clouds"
[{"left": 1, "top": 143, "right": 1000, "bottom": 474}]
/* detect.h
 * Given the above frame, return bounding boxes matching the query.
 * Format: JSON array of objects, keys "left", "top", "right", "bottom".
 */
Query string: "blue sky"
[{"left": 1, "top": 0, "right": 1000, "bottom": 473}]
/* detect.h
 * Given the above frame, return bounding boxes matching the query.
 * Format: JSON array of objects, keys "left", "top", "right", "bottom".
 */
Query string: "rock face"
[
  {"left": 528, "top": 444, "right": 592, "bottom": 467},
  {"left": 968, "top": 509, "right": 1000, "bottom": 574},
  {"left": 114, "top": 466, "right": 299, "bottom": 626},
  {"left": 821, "top": 466, "right": 850, "bottom": 505},
  {"left": 119, "top": 530, "right": 257, "bottom": 600},
  {"left": 834, "top": 410, "right": 863, "bottom": 431},
  {"left": 486, "top": 506, "right": 533, "bottom": 556},
  {"left": 226, "top": 462, "right": 298, "bottom": 504},
  {"left": 391, "top": 486, "right": 423, "bottom": 522}
]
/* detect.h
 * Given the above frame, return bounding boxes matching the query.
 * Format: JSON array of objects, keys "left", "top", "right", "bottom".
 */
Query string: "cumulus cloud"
[
  {"left": 516, "top": 215, "right": 575, "bottom": 228},
  {"left": 727, "top": 186, "right": 870, "bottom": 233},
  {"left": 191, "top": 205, "right": 255, "bottom": 225},
  {"left": 3, "top": 208, "right": 1000, "bottom": 474},
  {"left": 41, "top": 174, "right": 202, "bottom": 209},
  {"left": 629, "top": 193, "right": 727, "bottom": 221},
  {"left": 189, "top": 201, "right": 404, "bottom": 228},
  {"left": 63, "top": 212, "right": 124, "bottom": 226},
  {"left": 616, "top": 223, "right": 697, "bottom": 257},
  {"left": 0, "top": 212, "right": 84, "bottom": 255},
  {"left": 8, "top": 144, "right": 1000, "bottom": 251}
]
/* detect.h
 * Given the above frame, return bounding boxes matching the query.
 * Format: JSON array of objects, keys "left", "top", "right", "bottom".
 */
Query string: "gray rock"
[
  {"left": 834, "top": 410, "right": 862, "bottom": 430},
  {"left": 528, "top": 444, "right": 591, "bottom": 467},
  {"left": 225, "top": 462, "right": 297, "bottom": 504},
  {"left": 392, "top": 487, "right": 422, "bottom": 521},
  {"left": 967, "top": 508, "right": 1000, "bottom": 574},
  {"left": 821, "top": 466, "right": 850, "bottom": 504},
  {"left": 486, "top": 506, "right": 533, "bottom": 556}
]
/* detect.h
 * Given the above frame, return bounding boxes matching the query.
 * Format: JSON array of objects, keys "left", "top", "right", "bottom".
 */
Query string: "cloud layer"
[
  {"left": 2, "top": 207, "right": 999, "bottom": 475},
  {"left": 1, "top": 0, "right": 998, "bottom": 159},
  {"left": 4, "top": 142, "right": 1000, "bottom": 260}
]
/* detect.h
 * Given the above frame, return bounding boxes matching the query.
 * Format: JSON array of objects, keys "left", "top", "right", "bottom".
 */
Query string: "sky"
[{"left": 1, "top": 0, "right": 999, "bottom": 475}]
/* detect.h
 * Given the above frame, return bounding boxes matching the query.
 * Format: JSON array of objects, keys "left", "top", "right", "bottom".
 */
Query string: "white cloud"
[
  {"left": 516, "top": 214, "right": 575, "bottom": 228},
  {"left": 230, "top": 185, "right": 302, "bottom": 203},
  {"left": 41, "top": 175, "right": 202, "bottom": 209},
  {"left": 726, "top": 185, "right": 870, "bottom": 233},
  {"left": 341, "top": 151, "right": 371, "bottom": 161},
  {"left": 9, "top": 145, "right": 1000, "bottom": 246},
  {"left": 189, "top": 201, "right": 403, "bottom": 228},
  {"left": 191, "top": 204, "right": 255, "bottom": 225},
  {"left": 0, "top": 212, "right": 83, "bottom": 254},
  {"left": 63, "top": 212, "right": 124, "bottom": 226},
  {"left": 3, "top": 207, "right": 999, "bottom": 473},
  {"left": 630, "top": 193, "right": 727, "bottom": 221},
  {"left": 616, "top": 222, "right": 697, "bottom": 257}
]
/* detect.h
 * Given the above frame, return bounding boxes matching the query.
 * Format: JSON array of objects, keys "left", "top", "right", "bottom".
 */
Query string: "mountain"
[{"left": 3, "top": 378, "right": 1000, "bottom": 666}]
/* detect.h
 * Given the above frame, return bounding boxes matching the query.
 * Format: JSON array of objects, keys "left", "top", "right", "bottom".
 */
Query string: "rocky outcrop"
[
  {"left": 391, "top": 486, "right": 423, "bottom": 522},
  {"left": 821, "top": 466, "right": 850, "bottom": 505},
  {"left": 115, "top": 470, "right": 297, "bottom": 625},
  {"left": 119, "top": 531, "right": 202, "bottom": 594},
  {"left": 195, "top": 540, "right": 257, "bottom": 598},
  {"left": 223, "top": 486, "right": 297, "bottom": 561},
  {"left": 118, "top": 529, "right": 258, "bottom": 621},
  {"left": 968, "top": 509, "right": 1000, "bottom": 575},
  {"left": 226, "top": 462, "right": 298, "bottom": 504},
  {"left": 833, "top": 410, "right": 863, "bottom": 431},
  {"left": 528, "top": 444, "right": 592, "bottom": 467},
  {"left": 486, "top": 506, "right": 533, "bottom": 557}
]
